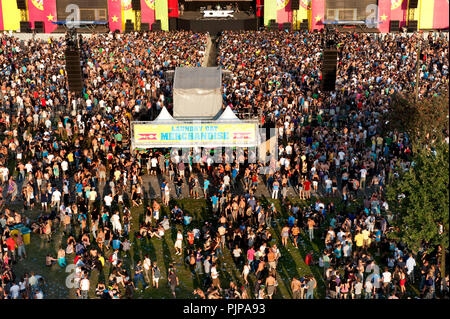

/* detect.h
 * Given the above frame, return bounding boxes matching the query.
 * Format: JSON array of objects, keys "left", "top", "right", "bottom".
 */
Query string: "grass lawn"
[{"left": 11, "top": 192, "right": 420, "bottom": 299}]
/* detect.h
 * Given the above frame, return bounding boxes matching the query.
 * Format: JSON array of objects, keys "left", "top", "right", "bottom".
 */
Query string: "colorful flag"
[
  {"left": 155, "top": 0, "right": 168, "bottom": 31},
  {"left": 277, "top": 0, "right": 292, "bottom": 26},
  {"left": 295, "top": 0, "right": 309, "bottom": 29},
  {"left": 1, "top": 0, "right": 21, "bottom": 31},
  {"left": 256, "top": 0, "right": 263, "bottom": 17},
  {"left": 168, "top": 0, "right": 178, "bottom": 17},
  {"left": 122, "top": 0, "right": 135, "bottom": 31},
  {"left": 264, "top": 0, "right": 277, "bottom": 26},
  {"left": 44, "top": 0, "right": 57, "bottom": 33},
  {"left": 310, "top": 0, "right": 324, "bottom": 30},
  {"left": 433, "top": 0, "right": 449, "bottom": 29},
  {"left": 141, "top": 0, "right": 155, "bottom": 28},
  {"left": 390, "top": 0, "right": 407, "bottom": 28},
  {"left": 378, "top": 0, "right": 391, "bottom": 33},
  {"left": 108, "top": 0, "right": 122, "bottom": 32},
  {"left": 0, "top": 2, "right": 3, "bottom": 31}
]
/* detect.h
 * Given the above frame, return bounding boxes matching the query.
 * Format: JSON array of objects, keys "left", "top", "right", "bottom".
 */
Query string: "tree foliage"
[
  {"left": 384, "top": 91, "right": 449, "bottom": 149},
  {"left": 386, "top": 141, "right": 449, "bottom": 254},
  {"left": 386, "top": 90, "right": 449, "bottom": 277}
]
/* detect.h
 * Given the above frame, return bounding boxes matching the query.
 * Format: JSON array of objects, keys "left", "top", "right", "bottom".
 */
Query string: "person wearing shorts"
[
  {"left": 152, "top": 262, "right": 161, "bottom": 288},
  {"left": 174, "top": 230, "right": 183, "bottom": 255},
  {"left": 265, "top": 272, "right": 276, "bottom": 299}
]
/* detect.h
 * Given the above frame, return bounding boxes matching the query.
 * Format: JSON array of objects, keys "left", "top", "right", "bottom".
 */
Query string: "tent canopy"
[
  {"left": 173, "top": 67, "right": 222, "bottom": 120},
  {"left": 153, "top": 107, "right": 178, "bottom": 124},
  {"left": 216, "top": 106, "right": 239, "bottom": 122}
]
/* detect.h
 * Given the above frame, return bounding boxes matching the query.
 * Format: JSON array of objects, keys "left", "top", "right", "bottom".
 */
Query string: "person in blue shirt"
[
  {"left": 334, "top": 244, "right": 342, "bottom": 266},
  {"left": 203, "top": 179, "right": 210, "bottom": 199},
  {"left": 112, "top": 236, "right": 121, "bottom": 251},
  {"left": 288, "top": 214, "right": 296, "bottom": 228},
  {"left": 183, "top": 214, "right": 192, "bottom": 226},
  {"left": 211, "top": 194, "right": 219, "bottom": 215}
]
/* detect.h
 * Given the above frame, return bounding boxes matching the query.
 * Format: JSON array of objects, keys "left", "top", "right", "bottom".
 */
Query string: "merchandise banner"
[{"left": 132, "top": 122, "right": 260, "bottom": 148}]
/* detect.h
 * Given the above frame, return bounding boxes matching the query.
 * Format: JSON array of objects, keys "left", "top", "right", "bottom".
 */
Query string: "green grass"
[{"left": 11, "top": 193, "right": 420, "bottom": 299}]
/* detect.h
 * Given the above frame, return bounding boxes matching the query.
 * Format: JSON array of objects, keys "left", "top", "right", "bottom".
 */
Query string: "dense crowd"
[
  {"left": 215, "top": 30, "right": 449, "bottom": 299},
  {"left": 0, "top": 28, "right": 448, "bottom": 299}
]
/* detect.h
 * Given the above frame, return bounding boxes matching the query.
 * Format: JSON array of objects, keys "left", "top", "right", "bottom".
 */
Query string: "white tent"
[
  {"left": 216, "top": 106, "right": 239, "bottom": 122},
  {"left": 153, "top": 107, "right": 178, "bottom": 124}
]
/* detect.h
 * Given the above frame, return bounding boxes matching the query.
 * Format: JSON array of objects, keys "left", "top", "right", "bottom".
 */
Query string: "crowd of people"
[
  {"left": 215, "top": 30, "right": 448, "bottom": 299},
  {"left": 0, "top": 28, "right": 448, "bottom": 299}
]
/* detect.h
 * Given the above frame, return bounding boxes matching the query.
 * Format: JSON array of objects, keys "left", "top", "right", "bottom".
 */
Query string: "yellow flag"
[{"left": 1, "top": 0, "right": 20, "bottom": 31}]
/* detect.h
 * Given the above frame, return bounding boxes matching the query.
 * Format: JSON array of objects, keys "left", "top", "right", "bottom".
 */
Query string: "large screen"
[
  {"left": 325, "top": 0, "right": 377, "bottom": 21},
  {"left": 56, "top": 0, "right": 108, "bottom": 21}
]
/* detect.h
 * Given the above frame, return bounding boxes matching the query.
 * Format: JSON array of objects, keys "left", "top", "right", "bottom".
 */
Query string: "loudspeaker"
[
  {"left": 169, "top": 17, "right": 177, "bottom": 31},
  {"left": 132, "top": 0, "right": 141, "bottom": 10},
  {"left": 408, "top": 20, "right": 418, "bottom": 32},
  {"left": 65, "top": 49, "right": 83, "bottom": 93},
  {"left": 141, "top": 23, "right": 150, "bottom": 31},
  {"left": 390, "top": 20, "right": 400, "bottom": 32},
  {"left": 152, "top": 20, "right": 161, "bottom": 31},
  {"left": 282, "top": 22, "right": 291, "bottom": 31},
  {"left": 300, "top": 22, "right": 309, "bottom": 30},
  {"left": 321, "top": 49, "right": 337, "bottom": 92},
  {"left": 20, "top": 21, "right": 31, "bottom": 33},
  {"left": 34, "top": 21, "right": 44, "bottom": 33},
  {"left": 409, "top": 0, "right": 418, "bottom": 8},
  {"left": 125, "top": 21, "right": 134, "bottom": 33},
  {"left": 291, "top": 0, "right": 300, "bottom": 10},
  {"left": 16, "top": 0, "right": 27, "bottom": 10}
]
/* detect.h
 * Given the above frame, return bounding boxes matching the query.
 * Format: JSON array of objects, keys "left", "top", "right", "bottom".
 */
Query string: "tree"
[
  {"left": 383, "top": 91, "right": 449, "bottom": 149},
  {"left": 385, "top": 89, "right": 449, "bottom": 284},
  {"left": 386, "top": 140, "right": 449, "bottom": 281}
]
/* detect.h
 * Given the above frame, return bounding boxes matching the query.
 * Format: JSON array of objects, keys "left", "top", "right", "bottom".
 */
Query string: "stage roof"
[{"left": 173, "top": 67, "right": 222, "bottom": 120}]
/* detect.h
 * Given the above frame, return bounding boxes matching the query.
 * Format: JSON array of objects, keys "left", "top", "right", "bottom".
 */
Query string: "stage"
[{"left": 177, "top": 11, "right": 257, "bottom": 35}]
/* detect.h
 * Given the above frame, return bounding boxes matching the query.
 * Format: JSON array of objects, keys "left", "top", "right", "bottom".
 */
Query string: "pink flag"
[
  {"left": 141, "top": 0, "right": 155, "bottom": 28},
  {"left": 377, "top": 0, "right": 391, "bottom": 33},
  {"left": 433, "top": 0, "right": 449, "bottom": 30},
  {"left": 108, "top": 0, "right": 122, "bottom": 32},
  {"left": 0, "top": 3, "right": 4, "bottom": 31},
  {"left": 27, "top": 0, "right": 44, "bottom": 29},
  {"left": 277, "top": 0, "right": 292, "bottom": 25},
  {"left": 390, "top": 0, "right": 407, "bottom": 28},
  {"left": 44, "top": 0, "right": 57, "bottom": 33},
  {"left": 311, "top": 0, "right": 324, "bottom": 30}
]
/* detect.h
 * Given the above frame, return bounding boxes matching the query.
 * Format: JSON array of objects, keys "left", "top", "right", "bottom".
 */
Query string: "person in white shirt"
[
  {"left": 34, "top": 290, "right": 44, "bottom": 299},
  {"left": 143, "top": 255, "right": 152, "bottom": 283},
  {"left": 111, "top": 211, "right": 122, "bottom": 235},
  {"left": 174, "top": 230, "right": 183, "bottom": 255},
  {"left": 360, "top": 168, "right": 367, "bottom": 189},
  {"left": 52, "top": 189, "right": 61, "bottom": 209},
  {"left": 80, "top": 275, "right": 90, "bottom": 299},
  {"left": 406, "top": 253, "right": 416, "bottom": 283},
  {"left": 9, "top": 282, "right": 20, "bottom": 299},
  {"left": 104, "top": 194, "right": 113, "bottom": 208},
  {"left": 382, "top": 267, "right": 392, "bottom": 296}
]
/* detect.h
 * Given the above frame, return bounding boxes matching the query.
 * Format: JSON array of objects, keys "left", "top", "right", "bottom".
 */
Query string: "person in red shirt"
[
  {"left": 305, "top": 251, "right": 314, "bottom": 266},
  {"left": 6, "top": 236, "right": 16, "bottom": 263},
  {"left": 303, "top": 179, "right": 311, "bottom": 199}
]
